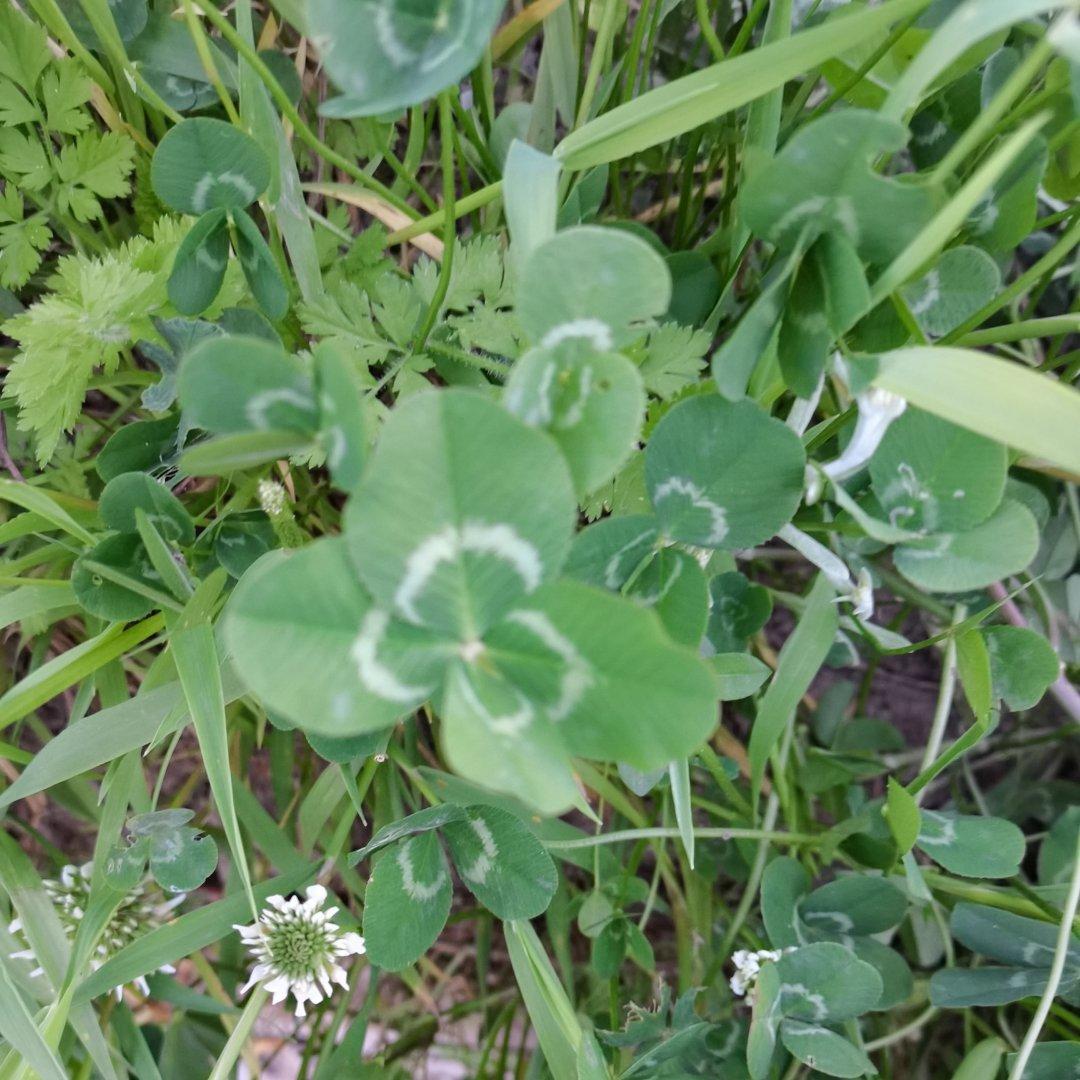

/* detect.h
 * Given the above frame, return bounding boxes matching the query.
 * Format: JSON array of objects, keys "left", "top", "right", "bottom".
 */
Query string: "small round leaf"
[
  {"left": 151, "top": 118, "right": 270, "bottom": 214},
  {"left": 645, "top": 395, "right": 806, "bottom": 549}
]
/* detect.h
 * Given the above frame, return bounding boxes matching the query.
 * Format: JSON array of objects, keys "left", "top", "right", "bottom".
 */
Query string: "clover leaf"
[{"left": 310, "top": 0, "right": 505, "bottom": 118}]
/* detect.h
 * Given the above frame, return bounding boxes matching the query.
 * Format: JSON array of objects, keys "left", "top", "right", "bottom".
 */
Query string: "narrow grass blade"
[
  {"left": 668, "top": 757, "right": 696, "bottom": 869},
  {"left": 873, "top": 347, "right": 1080, "bottom": 476},
  {"left": 555, "top": 0, "right": 930, "bottom": 169},
  {"left": 171, "top": 620, "right": 256, "bottom": 915},
  {"left": 748, "top": 575, "right": 837, "bottom": 810},
  {"left": 505, "top": 919, "right": 597, "bottom": 1080},
  {"left": 0, "top": 480, "right": 95, "bottom": 546},
  {"left": 0, "top": 960, "right": 68, "bottom": 1080},
  {"left": 0, "top": 616, "right": 164, "bottom": 734},
  {"left": 881, "top": 0, "right": 1073, "bottom": 122}
]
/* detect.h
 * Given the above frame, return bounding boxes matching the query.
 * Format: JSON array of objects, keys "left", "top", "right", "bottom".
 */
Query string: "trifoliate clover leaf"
[{"left": 741, "top": 109, "right": 932, "bottom": 264}]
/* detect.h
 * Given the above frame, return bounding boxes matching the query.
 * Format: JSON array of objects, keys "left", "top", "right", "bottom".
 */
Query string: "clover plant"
[{"left": 0, "top": 1, "right": 1079, "bottom": 1078}]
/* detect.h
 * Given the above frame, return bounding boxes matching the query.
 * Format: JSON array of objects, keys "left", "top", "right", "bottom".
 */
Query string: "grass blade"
[
  {"left": 748, "top": 574, "right": 837, "bottom": 810},
  {"left": 171, "top": 620, "right": 257, "bottom": 916},
  {"left": 555, "top": 0, "right": 931, "bottom": 169},
  {"left": 873, "top": 346, "right": 1080, "bottom": 476}
]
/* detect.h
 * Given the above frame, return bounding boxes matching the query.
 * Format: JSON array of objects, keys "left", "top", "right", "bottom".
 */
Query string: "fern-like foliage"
[
  {"left": 0, "top": 3, "right": 136, "bottom": 288},
  {"left": 4, "top": 219, "right": 246, "bottom": 463}
]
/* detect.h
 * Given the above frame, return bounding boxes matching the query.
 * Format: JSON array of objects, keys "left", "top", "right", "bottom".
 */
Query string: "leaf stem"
[
  {"left": 411, "top": 91, "right": 457, "bottom": 353},
  {"left": 542, "top": 825, "right": 819, "bottom": 849},
  {"left": 1008, "top": 828, "right": 1080, "bottom": 1080}
]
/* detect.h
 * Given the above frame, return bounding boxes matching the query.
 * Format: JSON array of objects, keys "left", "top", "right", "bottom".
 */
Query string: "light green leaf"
[
  {"left": 869, "top": 407, "right": 1007, "bottom": 534},
  {"left": 900, "top": 246, "right": 1001, "bottom": 337},
  {"left": 669, "top": 757, "right": 695, "bottom": 868},
  {"left": 984, "top": 625, "right": 1060, "bottom": 711},
  {"left": 872, "top": 346, "right": 1080, "bottom": 476},
  {"left": 440, "top": 664, "right": 581, "bottom": 816},
  {"left": 708, "top": 652, "right": 771, "bottom": 701},
  {"left": 179, "top": 335, "right": 318, "bottom": 436},
  {"left": 312, "top": 0, "right": 505, "bottom": 118},
  {"left": 504, "top": 139, "right": 562, "bottom": 271},
  {"left": 231, "top": 206, "right": 289, "bottom": 320},
  {"left": 774, "top": 942, "right": 884, "bottom": 1021},
  {"left": 99, "top": 471, "right": 194, "bottom": 544},
  {"left": 443, "top": 805, "right": 557, "bottom": 919},
  {"left": 893, "top": 499, "right": 1039, "bottom": 593},
  {"left": 645, "top": 395, "right": 806, "bottom": 550},
  {"left": 707, "top": 571, "right": 773, "bottom": 653},
  {"left": 564, "top": 514, "right": 660, "bottom": 592},
  {"left": 801, "top": 876, "right": 908, "bottom": 937},
  {"left": 516, "top": 226, "right": 671, "bottom": 350},
  {"left": 884, "top": 778, "right": 921, "bottom": 856},
  {"left": 314, "top": 342, "right": 367, "bottom": 491},
  {"left": 954, "top": 1038, "right": 1006, "bottom": 1080},
  {"left": 780, "top": 1020, "right": 875, "bottom": 1078},
  {"left": 748, "top": 575, "right": 838, "bottom": 803},
  {"left": 167, "top": 208, "right": 230, "bottom": 316},
  {"left": 362, "top": 830, "right": 452, "bottom": 971},
  {"left": 504, "top": 343, "right": 645, "bottom": 497},
  {"left": 345, "top": 389, "right": 576, "bottom": 638},
  {"left": 627, "top": 549, "right": 709, "bottom": 648},
  {"left": 225, "top": 539, "right": 444, "bottom": 736},
  {"left": 485, "top": 579, "right": 719, "bottom": 771},
  {"left": 151, "top": 118, "right": 269, "bottom": 214},
  {"left": 916, "top": 810, "right": 1026, "bottom": 878}
]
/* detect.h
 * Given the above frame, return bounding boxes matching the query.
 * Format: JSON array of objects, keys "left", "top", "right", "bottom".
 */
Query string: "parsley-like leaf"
[
  {"left": 635, "top": 323, "right": 711, "bottom": 399},
  {"left": 56, "top": 130, "right": 136, "bottom": 221}
]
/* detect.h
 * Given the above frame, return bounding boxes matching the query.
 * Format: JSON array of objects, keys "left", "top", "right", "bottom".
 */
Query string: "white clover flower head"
[
  {"left": 257, "top": 478, "right": 287, "bottom": 518},
  {"left": 729, "top": 946, "right": 795, "bottom": 997},
  {"left": 234, "top": 884, "right": 365, "bottom": 1017},
  {"left": 9, "top": 862, "right": 182, "bottom": 999}
]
